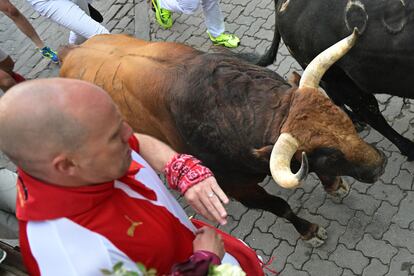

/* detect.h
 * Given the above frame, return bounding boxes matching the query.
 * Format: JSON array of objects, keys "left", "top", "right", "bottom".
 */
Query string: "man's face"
[{"left": 73, "top": 103, "right": 134, "bottom": 184}]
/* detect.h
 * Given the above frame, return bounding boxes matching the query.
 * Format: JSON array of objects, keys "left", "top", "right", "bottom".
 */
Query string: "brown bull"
[{"left": 60, "top": 33, "right": 385, "bottom": 247}]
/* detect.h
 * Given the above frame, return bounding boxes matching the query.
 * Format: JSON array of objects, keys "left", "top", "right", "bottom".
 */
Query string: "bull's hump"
[{"left": 81, "top": 34, "right": 199, "bottom": 63}]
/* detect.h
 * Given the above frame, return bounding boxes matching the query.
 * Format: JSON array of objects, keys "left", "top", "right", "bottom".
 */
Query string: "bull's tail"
[
  {"left": 255, "top": 0, "right": 281, "bottom": 67},
  {"left": 58, "top": 44, "right": 79, "bottom": 64}
]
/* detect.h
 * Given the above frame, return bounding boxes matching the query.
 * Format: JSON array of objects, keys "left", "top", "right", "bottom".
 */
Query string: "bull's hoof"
[
  {"left": 302, "top": 226, "right": 328, "bottom": 248},
  {"left": 327, "top": 177, "right": 349, "bottom": 199}
]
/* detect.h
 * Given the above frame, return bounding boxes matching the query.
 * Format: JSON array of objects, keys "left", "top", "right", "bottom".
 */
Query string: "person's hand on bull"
[
  {"left": 135, "top": 133, "right": 230, "bottom": 225},
  {"left": 165, "top": 154, "right": 229, "bottom": 225}
]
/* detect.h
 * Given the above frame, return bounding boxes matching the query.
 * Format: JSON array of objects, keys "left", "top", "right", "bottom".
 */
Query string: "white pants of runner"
[
  {"left": 0, "top": 168, "right": 18, "bottom": 239},
  {"left": 159, "top": 0, "right": 224, "bottom": 37},
  {"left": 26, "top": 0, "right": 109, "bottom": 44}
]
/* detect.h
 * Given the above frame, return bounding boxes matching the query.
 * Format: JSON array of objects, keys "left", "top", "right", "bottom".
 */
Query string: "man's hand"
[
  {"left": 184, "top": 176, "right": 229, "bottom": 225},
  {"left": 193, "top": 226, "right": 225, "bottom": 259}
]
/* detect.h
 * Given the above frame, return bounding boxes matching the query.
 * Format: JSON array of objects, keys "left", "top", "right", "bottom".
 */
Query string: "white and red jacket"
[{"left": 16, "top": 136, "right": 263, "bottom": 275}]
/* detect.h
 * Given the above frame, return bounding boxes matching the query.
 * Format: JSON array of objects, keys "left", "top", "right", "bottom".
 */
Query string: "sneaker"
[
  {"left": 151, "top": 0, "right": 173, "bottom": 29},
  {"left": 40, "top": 46, "right": 59, "bottom": 64},
  {"left": 207, "top": 31, "right": 240, "bottom": 48},
  {"left": 0, "top": 249, "right": 6, "bottom": 264}
]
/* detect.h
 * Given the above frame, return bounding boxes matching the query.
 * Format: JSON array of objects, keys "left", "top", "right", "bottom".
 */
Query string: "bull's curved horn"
[
  {"left": 270, "top": 133, "right": 309, "bottom": 188},
  {"left": 299, "top": 29, "right": 358, "bottom": 89}
]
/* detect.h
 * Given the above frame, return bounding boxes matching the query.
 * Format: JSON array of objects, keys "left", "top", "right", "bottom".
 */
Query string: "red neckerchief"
[{"left": 16, "top": 136, "right": 157, "bottom": 221}]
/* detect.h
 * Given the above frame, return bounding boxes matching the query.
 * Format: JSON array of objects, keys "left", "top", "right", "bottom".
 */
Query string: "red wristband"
[{"left": 164, "top": 154, "right": 213, "bottom": 194}]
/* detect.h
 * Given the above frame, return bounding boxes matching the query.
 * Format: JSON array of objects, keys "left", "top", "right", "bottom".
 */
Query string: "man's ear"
[{"left": 52, "top": 155, "right": 77, "bottom": 175}]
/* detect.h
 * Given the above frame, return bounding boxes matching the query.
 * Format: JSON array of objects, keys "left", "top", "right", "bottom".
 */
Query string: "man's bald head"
[{"left": 0, "top": 78, "right": 115, "bottom": 173}]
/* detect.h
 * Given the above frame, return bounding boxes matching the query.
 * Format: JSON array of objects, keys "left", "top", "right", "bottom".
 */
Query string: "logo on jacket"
[{"left": 124, "top": 215, "right": 143, "bottom": 237}]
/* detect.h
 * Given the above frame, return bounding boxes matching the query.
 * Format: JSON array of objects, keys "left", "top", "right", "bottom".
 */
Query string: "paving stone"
[
  {"left": 401, "top": 161, "right": 414, "bottom": 175},
  {"left": 314, "top": 221, "right": 347, "bottom": 260},
  {"left": 302, "top": 185, "right": 326, "bottom": 214},
  {"left": 375, "top": 94, "right": 392, "bottom": 104},
  {"left": 245, "top": 228, "right": 279, "bottom": 255},
  {"left": 342, "top": 190, "right": 381, "bottom": 216},
  {"left": 364, "top": 128, "right": 386, "bottom": 144},
  {"left": 254, "top": 28, "right": 274, "bottom": 41},
  {"left": 103, "top": 4, "right": 123, "bottom": 23},
  {"left": 176, "top": 26, "right": 197, "bottom": 43},
  {"left": 184, "top": 36, "right": 209, "bottom": 49},
  {"left": 392, "top": 114, "right": 411, "bottom": 134},
  {"left": 339, "top": 211, "right": 371, "bottom": 249},
  {"left": 381, "top": 152, "right": 406, "bottom": 183},
  {"left": 317, "top": 198, "right": 354, "bottom": 226},
  {"left": 300, "top": 174, "right": 320, "bottom": 194},
  {"left": 384, "top": 248, "right": 414, "bottom": 276},
  {"left": 350, "top": 179, "right": 370, "bottom": 194},
  {"left": 383, "top": 224, "right": 414, "bottom": 254},
  {"left": 184, "top": 15, "right": 203, "bottom": 28},
  {"left": 303, "top": 254, "right": 342, "bottom": 276},
  {"left": 243, "top": 1, "right": 257, "bottom": 16},
  {"left": 115, "top": 3, "right": 134, "bottom": 20},
  {"left": 241, "top": 35, "right": 260, "bottom": 49},
  {"left": 356, "top": 233, "right": 398, "bottom": 264},
  {"left": 269, "top": 217, "right": 299, "bottom": 246},
  {"left": 342, "top": 269, "right": 357, "bottom": 276},
  {"left": 392, "top": 191, "right": 414, "bottom": 228},
  {"left": 286, "top": 240, "right": 312, "bottom": 270},
  {"left": 367, "top": 180, "right": 405, "bottom": 206},
  {"left": 116, "top": 16, "right": 133, "bottom": 30},
  {"left": 329, "top": 244, "right": 369, "bottom": 275},
  {"left": 266, "top": 240, "right": 294, "bottom": 273},
  {"left": 251, "top": 6, "right": 273, "bottom": 20},
  {"left": 255, "top": 210, "right": 276, "bottom": 232},
  {"left": 234, "top": 15, "right": 256, "bottom": 26},
  {"left": 365, "top": 201, "right": 398, "bottom": 239},
  {"left": 392, "top": 169, "right": 414, "bottom": 190},
  {"left": 286, "top": 188, "right": 305, "bottom": 213},
  {"left": 256, "top": 39, "right": 271, "bottom": 55},
  {"left": 225, "top": 200, "right": 248, "bottom": 220},
  {"left": 383, "top": 96, "right": 404, "bottom": 121},
  {"left": 226, "top": 6, "right": 244, "bottom": 22},
  {"left": 244, "top": 18, "right": 266, "bottom": 37},
  {"left": 230, "top": 209, "right": 261, "bottom": 239},
  {"left": 362, "top": 258, "right": 388, "bottom": 276},
  {"left": 263, "top": 179, "right": 296, "bottom": 200},
  {"left": 281, "top": 263, "right": 310, "bottom": 276},
  {"left": 217, "top": 213, "right": 239, "bottom": 234}
]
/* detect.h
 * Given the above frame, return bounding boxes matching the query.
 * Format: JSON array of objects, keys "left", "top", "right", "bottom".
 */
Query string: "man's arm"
[{"left": 134, "top": 133, "right": 229, "bottom": 225}]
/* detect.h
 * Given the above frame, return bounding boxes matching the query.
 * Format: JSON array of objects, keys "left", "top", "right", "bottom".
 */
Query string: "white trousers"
[
  {"left": 0, "top": 168, "right": 18, "bottom": 239},
  {"left": 159, "top": 0, "right": 225, "bottom": 37},
  {"left": 26, "top": 0, "right": 109, "bottom": 44}
]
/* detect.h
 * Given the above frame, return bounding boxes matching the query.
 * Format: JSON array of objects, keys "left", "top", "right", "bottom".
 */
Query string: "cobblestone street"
[{"left": 1, "top": 0, "right": 414, "bottom": 275}]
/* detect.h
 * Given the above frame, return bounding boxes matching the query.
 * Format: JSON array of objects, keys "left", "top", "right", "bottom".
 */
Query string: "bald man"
[{"left": 0, "top": 78, "right": 263, "bottom": 275}]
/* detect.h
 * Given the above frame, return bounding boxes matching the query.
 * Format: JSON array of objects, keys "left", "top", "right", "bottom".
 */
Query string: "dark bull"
[
  {"left": 258, "top": 0, "right": 414, "bottom": 161},
  {"left": 60, "top": 32, "right": 385, "bottom": 246}
]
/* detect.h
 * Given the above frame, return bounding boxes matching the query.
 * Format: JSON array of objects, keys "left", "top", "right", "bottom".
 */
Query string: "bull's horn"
[
  {"left": 299, "top": 29, "right": 358, "bottom": 89},
  {"left": 270, "top": 133, "right": 309, "bottom": 188}
]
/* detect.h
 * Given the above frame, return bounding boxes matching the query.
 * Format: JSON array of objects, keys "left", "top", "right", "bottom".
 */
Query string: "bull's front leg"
[
  {"left": 219, "top": 174, "right": 328, "bottom": 247},
  {"left": 317, "top": 174, "right": 349, "bottom": 199}
]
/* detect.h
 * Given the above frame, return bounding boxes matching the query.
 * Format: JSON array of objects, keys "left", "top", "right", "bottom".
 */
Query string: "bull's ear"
[
  {"left": 252, "top": 145, "right": 273, "bottom": 161},
  {"left": 288, "top": 71, "right": 301, "bottom": 87}
]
